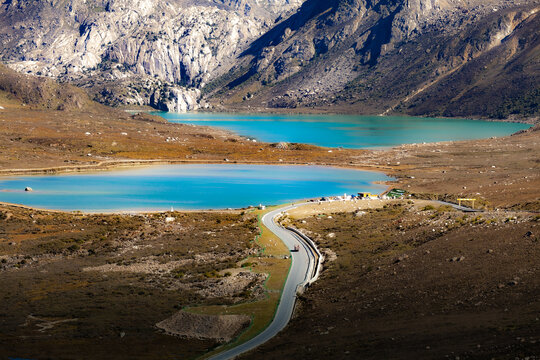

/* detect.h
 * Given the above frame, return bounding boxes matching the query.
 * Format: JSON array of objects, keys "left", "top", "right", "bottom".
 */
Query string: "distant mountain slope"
[
  {"left": 0, "top": 63, "right": 93, "bottom": 111},
  {"left": 400, "top": 10, "right": 540, "bottom": 119},
  {"left": 0, "top": 63, "right": 170, "bottom": 126},
  {"left": 207, "top": 0, "right": 540, "bottom": 120},
  {"left": 1, "top": 0, "right": 538, "bottom": 119}
]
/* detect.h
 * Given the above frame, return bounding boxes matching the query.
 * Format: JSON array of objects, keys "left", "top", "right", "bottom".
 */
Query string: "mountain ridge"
[
  {"left": 0, "top": 0, "right": 538, "bottom": 120},
  {"left": 0, "top": 0, "right": 304, "bottom": 111},
  {"left": 207, "top": 0, "right": 540, "bottom": 120}
]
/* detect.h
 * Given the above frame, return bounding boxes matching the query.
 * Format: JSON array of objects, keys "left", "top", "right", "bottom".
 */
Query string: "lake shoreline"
[
  {"left": 200, "top": 106, "right": 539, "bottom": 125},
  {"left": 0, "top": 126, "right": 533, "bottom": 213},
  {"left": 0, "top": 158, "right": 393, "bottom": 178},
  {"left": 0, "top": 200, "right": 248, "bottom": 215},
  {"left": 0, "top": 164, "right": 392, "bottom": 214},
  {"left": 156, "top": 112, "right": 531, "bottom": 149}
]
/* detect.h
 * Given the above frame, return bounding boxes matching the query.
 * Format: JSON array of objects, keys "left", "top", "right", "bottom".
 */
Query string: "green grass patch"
[{"left": 185, "top": 205, "right": 293, "bottom": 359}]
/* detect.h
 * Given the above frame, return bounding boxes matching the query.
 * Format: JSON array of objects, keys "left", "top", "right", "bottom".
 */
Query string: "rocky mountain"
[
  {"left": 1, "top": 0, "right": 538, "bottom": 119},
  {"left": 0, "top": 0, "right": 304, "bottom": 111},
  {"left": 207, "top": 0, "right": 540, "bottom": 119}
]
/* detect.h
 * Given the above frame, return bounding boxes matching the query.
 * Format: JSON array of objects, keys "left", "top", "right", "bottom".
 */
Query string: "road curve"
[{"left": 208, "top": 204, "right": 316, "bottom": 360}]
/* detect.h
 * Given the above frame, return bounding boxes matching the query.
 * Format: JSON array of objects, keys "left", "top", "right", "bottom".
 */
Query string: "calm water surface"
[
  {"left": 0, "top": 165, "right": 391, "bottom": 212},
  {"left": 155, "top": 112, "right": 530, "bottom": 148}
]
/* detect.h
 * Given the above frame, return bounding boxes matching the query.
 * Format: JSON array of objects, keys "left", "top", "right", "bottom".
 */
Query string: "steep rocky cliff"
[
  {"left": 208, "top": 0, "right": 540, "bottom": 119},
  {"left": 0, "top": 0, "right": 304, "bottom": 111}
]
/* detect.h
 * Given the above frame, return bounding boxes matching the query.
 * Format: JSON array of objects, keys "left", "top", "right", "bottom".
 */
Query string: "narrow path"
[{"left": 208, "top": 203, "right": 317, "bottom": 360}]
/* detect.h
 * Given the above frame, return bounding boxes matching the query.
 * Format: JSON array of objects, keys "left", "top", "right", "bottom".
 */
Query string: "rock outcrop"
[
  {"left": 151, "top": 86, "right": 202, "bottom": 113},
  {"left": 0, "top": 0, "right": 305, "bottom": 110}
]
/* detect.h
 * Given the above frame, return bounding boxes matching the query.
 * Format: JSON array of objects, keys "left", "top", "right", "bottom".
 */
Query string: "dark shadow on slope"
[
  {"left": 225, "top": 67, "right": 257, "bottom": 89},
  {"left": 240, "top": 0, "right": 341, "bottom": 57},
  {"left": 225, "top": 0, "right": 342, "bottom": 89},
  {"left": 359, "top": 1, "right": 403, "bottom": 66}
]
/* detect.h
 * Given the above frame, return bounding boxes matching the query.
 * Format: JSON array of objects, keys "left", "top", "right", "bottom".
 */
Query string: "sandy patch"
[
  {"left": 156, "top": 310, "right": 251, "bottom": 342},
  {"left": 286, "top": 199, "right": 395, "bottom": 219},
  {"left": 286, "top": 199, "right": 439, "bottom": 219},
  {"left": 22, "top": 315, "right": 78, "bottom": 332}
]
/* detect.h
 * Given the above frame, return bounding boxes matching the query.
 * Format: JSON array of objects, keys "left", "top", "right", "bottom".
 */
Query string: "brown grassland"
[
  {"left": 243, "top": 202, "right": 539, "bottom": 359},
  {"left": 0, "top": 206, "right": 269, "bottom": 359}
]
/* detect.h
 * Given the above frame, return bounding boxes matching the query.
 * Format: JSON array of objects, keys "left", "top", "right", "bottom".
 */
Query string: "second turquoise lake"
[{"left": 155, "top": 112, "right": 530, "bottom": 148}]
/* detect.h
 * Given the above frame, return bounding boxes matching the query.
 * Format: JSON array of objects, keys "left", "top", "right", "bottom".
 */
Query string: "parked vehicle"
[{"left": 291, "top": 245, "right": 300, "bottom": 252}]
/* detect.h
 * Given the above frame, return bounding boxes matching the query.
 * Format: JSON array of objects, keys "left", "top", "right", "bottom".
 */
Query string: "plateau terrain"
[
  {"left": 0, "top": 0, "right": 539, "bottom": 359},
  {"left": 0, "top": 63, "right": 538, "bottom": 358}
]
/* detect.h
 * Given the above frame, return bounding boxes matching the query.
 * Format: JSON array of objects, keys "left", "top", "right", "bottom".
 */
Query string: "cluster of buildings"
[{"left": 319, "top": 189, "right": 407, "bottom": 202}]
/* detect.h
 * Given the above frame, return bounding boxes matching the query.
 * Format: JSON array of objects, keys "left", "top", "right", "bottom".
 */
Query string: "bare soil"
[{"left": 156, "top": 310, "right": 251, "bottom": 342}]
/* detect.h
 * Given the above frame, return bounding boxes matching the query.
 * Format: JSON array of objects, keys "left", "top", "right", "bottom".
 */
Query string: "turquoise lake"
[
  {"left": 2, "top": 114, "right": 529, "bottom": 211},
  {"left": 0, "top": 165, "right": 391, "bottom": 212},
  {"left": 155, "top": 112, "right": 530, "bottom": 148}
]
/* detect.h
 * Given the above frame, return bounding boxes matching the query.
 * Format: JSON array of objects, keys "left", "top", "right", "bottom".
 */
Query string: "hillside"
[
  {"left": 207, "top": 0, "right": 540, "bottom": 120},
  {"left": 0, "top": 63, "right": 94, "bottom": 111}
]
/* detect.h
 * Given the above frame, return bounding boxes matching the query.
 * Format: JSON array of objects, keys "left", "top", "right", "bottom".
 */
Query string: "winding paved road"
[
  {"left": 208, "top": 204, "right": 315, "bottom": 360},
  {"left": 208, "top": 199, "right": 476, "bottom": 359}
]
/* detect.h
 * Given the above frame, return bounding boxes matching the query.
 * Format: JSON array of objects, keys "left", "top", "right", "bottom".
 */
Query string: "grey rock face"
[
  {"left": 255, "top": 0, "right": 525, "bottom": 83},
  {"left": 0, "top": 0, "right": 304, "bottom": 110},
  {"left": 151, "top": 86, "right": 202, "bottom": 113}
]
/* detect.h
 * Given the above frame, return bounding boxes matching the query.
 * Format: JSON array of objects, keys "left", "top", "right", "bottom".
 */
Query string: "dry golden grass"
[{"left": 0, "top": 93, "right": 368, "bottom": 173}]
